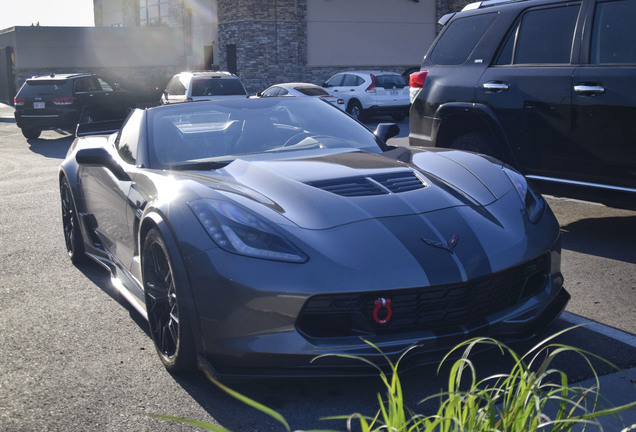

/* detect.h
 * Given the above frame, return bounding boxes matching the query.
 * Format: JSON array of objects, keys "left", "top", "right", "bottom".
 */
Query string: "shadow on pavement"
[
  {"left": 561, "top": 215, "right": 636, "bottom": 264},
  {"left": 27, "top": 134, "right": 74, "bottom": 159}
]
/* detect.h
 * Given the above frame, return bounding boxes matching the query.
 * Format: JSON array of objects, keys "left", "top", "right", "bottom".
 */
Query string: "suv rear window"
[
  {"left": 376, "top": 75, "right": 407, "bottom": 88},
  {"left": 19, "top": 80, "right": 71, "bottom": 97},
  {"left": 191, "top": 78, "right": 246, "bottom": 97},
  {"left": 430, "top": 13, "right": 497, "bottom": 65}
]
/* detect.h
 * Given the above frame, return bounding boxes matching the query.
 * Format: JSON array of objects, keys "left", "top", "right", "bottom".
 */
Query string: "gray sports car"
[{"left": 59, "top": 97, "right": 569, "bottom": 378}]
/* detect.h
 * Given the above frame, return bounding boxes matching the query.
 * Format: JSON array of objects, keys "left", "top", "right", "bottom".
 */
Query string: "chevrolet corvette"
[{"left": 59, "top": 97, "right": 569, "bottom": 378}]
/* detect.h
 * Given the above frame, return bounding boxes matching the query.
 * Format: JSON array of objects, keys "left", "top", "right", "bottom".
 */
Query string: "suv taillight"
[
  {"left": 365, "top": 75, "right": 377, "bottom": 93},
  {"left": 14, "top": 97, "right": 24, "bottom": 106},
  {"left": 409, "top": 70, "right": 428, "bottom": 104},
  {"left": 53, "top": 97, "right": 74, "bottom": 105},
  {"left": 409, "top": 71, "right": 428, "bottom": 88}
]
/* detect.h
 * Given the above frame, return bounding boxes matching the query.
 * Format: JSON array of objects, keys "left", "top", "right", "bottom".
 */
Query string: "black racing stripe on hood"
[{"left": 379, "top": 210, "right": 493, "bottom": 285}]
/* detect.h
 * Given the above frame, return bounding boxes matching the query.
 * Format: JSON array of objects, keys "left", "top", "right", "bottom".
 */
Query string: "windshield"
[{"left": 149, "top": 98, "right": 383, "bottom": 169}]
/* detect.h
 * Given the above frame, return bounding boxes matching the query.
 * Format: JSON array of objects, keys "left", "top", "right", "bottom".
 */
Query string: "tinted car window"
[
  {"left": 342, "top": 74, "right": 361, "bottom": 86},
  {"left": 296, "top": 86, "right": 328, "bottom": 96},
  {"left": 376, "top": 74, "right": 407, "bottom": 88},
  {"left": 514, "top": 5, "right": 578, "bottom": 64},
  {"left": 326, "top": 75, "right": 344, "bottom": 86},
  {"left": 591, "top": 0, "right": 636, "bottom": 64},
  {"left": 191, "top": 78, "right": 246, "bottom": 97},
  {"left": 74, "top": 77, "right": 100, "bottom": 93},
  {"left": 18, "top": 80, "right": 70, "bottom": 97},
  {"left": 430, "top": 13, "right": 497, "bottom": 65},
  {"left": 98, "top": 78, "right": 114, "bottom": 92},
  {"left": 262, "top": 87, "right": 280, "bottom": 97}
]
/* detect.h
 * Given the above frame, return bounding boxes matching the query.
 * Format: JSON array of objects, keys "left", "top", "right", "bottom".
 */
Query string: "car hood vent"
[{"left": 309, "top": 171, "right": 426, "bottom": 197}]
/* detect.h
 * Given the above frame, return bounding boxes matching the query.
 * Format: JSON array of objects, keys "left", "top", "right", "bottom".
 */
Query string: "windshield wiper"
[{"left": 169, "top": 160, "right": 230, "bottom": 171}]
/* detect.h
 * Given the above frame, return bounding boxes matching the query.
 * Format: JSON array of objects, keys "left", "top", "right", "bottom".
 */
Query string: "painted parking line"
[{"left": 561, "top": 311, "right": 636, "bottom": 348}]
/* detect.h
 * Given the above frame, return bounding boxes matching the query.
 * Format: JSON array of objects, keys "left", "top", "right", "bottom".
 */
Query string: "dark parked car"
[
  {"left": 409, "top": 0, "right": 636, "bottom": 206},
  {"left": 59, "top": 97, "right": 568, "bottom": 378},
  {"left": 14, "top": 73, "right": 136, "bottom": 139}
]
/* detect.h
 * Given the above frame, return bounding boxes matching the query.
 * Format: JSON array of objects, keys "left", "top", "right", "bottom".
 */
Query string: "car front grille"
[
  {"left": 308, "top": 171, "right": 426, "bottom": 197},
  {"left": 296, "top": 253, "right": 549, "bottom": 339}
]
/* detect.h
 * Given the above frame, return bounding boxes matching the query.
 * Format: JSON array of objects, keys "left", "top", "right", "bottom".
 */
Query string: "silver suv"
[
  {"left": 322, "top": 71, "right": 409, "bottom": 121},
  {"left": 160, "top": 71, "right": 248, "bottom": 104}
]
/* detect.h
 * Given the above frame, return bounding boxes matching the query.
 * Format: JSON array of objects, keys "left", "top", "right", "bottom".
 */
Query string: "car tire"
[
  {"left": 142, "top": 228, "right": 196, "bottom": 372},
  {"left": 21, "top": 127, "right": 41, "bottom": 140},
  {"left": 60, "top": 176, "right": 86, "bottom": 263},
  {"left": 347, "top": 100, "right": 365, "bottom": 121},
  {"left": 451, "top": 132, "right": 500, "bottom": 159}
]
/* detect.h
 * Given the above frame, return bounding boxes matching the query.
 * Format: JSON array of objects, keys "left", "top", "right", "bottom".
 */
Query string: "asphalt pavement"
[{"left": 1, "top": 101, "right": 634, "bottom": 431}]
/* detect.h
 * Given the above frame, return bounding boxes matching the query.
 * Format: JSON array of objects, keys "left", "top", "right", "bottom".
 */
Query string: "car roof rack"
[{"left": 462, "top": 0, "right": 530, "bottom": 11}]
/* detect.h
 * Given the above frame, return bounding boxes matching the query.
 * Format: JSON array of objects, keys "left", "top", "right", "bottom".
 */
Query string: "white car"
[
  {"left": 258, "top": 82, "right": 345, "bottom": 111},
  {"left": 322, "top": 71, "right": 409, "bottom": 121},
  {"left": 161, "top": 71, "right": 248, "bottom": 104}
]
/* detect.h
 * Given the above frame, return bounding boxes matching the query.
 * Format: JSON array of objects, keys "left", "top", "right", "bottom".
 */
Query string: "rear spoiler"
[{"left": 75, "top": 119, "right": 124, "bottom": 137}]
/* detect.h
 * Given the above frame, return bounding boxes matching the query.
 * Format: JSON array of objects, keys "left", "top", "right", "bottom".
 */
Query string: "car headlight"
[
  {"left": 188, "top": 199, "right": 308, "bottom": 263},
  {"left": 502, "top": 166, "right": 545, "bottom": 223}
]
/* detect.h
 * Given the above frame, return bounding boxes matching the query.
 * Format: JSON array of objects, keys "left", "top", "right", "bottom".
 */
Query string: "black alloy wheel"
[
  {"left": 60, "top": 177, "right": 86, "bottom": 263},
  {"left": 142, "top": 228, "right": 196, "bottom": 372},
  {"left": 347, "top": 100, "right": 364, "bottom": 121}
]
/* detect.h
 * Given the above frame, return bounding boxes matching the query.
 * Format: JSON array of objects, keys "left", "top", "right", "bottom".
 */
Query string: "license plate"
[{"left": 34, "top": 102, "right": 45, "bottom": 109}]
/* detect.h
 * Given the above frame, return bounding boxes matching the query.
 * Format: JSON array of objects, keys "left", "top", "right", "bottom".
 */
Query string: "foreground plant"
[{"left": 149, "top": 326, "right": 636, "bottom": 432}]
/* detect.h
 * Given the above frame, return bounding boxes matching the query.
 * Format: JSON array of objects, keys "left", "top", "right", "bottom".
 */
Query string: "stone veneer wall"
[{"left": 216, "top": 0, "right": 305, "bottom": 93}]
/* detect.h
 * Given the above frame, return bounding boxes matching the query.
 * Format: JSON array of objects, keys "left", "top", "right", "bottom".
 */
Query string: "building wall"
[
  {"left": 217, "top": 0, "right": 305, "bottom": 92},
  {"left": 306, "top": 0, "right": 435, "bottom": 67},
  {"left": 94, "top": 0, "right": 217, "bottom": 70},
  {"left": 216, "top": 0, "right": 438, "bottom": 93},
  {"left": 186, "top": 0, "right": 218, "bottom": 69},
  {"left": 90, "top": 0, "right": 456, "bottom": 93},
  {"left": 0, "top": 26, "right": 185, "bottom": 103}
]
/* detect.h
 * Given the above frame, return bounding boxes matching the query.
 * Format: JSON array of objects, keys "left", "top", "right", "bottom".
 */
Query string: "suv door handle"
[
  {"left": 574, "top": 84, "right": 605, "bottom": 96},
  {"left": 483, "top": 81, "right": 510, "bottom": 92}
]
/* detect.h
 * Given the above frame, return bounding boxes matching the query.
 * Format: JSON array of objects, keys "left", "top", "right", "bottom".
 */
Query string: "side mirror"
[
  {"left": 76, "top": 147, "right": 131, "bottom": 181},
  {"left": 322, "top": 82, "right": 329, "bottom": 88},
  {"left": 374, "top": 123, "right": 400, "bottom": 142}
]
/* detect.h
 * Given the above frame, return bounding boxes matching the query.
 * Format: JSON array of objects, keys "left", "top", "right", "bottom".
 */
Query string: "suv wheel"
[
  {"left": 347, "top": 100, "right": 365, "bottom": 121},
  {"left": 451, "top": 132, "right": 500, "bottom": 159},
  {"left": 21, "top": 127, "right": 41, "bottom": 140}
]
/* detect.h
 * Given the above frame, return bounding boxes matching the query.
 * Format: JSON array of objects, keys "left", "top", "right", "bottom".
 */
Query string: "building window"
[{"left": 140, "top": 0, "right": 176, "bottom": 27}]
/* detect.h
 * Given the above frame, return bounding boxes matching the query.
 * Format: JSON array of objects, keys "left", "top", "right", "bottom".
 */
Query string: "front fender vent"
[{"left": 309, "top": 171, "right": 426, "bottom": 197}]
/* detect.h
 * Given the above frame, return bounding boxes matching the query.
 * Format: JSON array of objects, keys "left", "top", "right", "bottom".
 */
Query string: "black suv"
[
  {"left": 409, "top": 0, "right": 636, "bottom": 205},
  {"left": 14, "top": 73, "right": 136, "bottom": 139}
]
